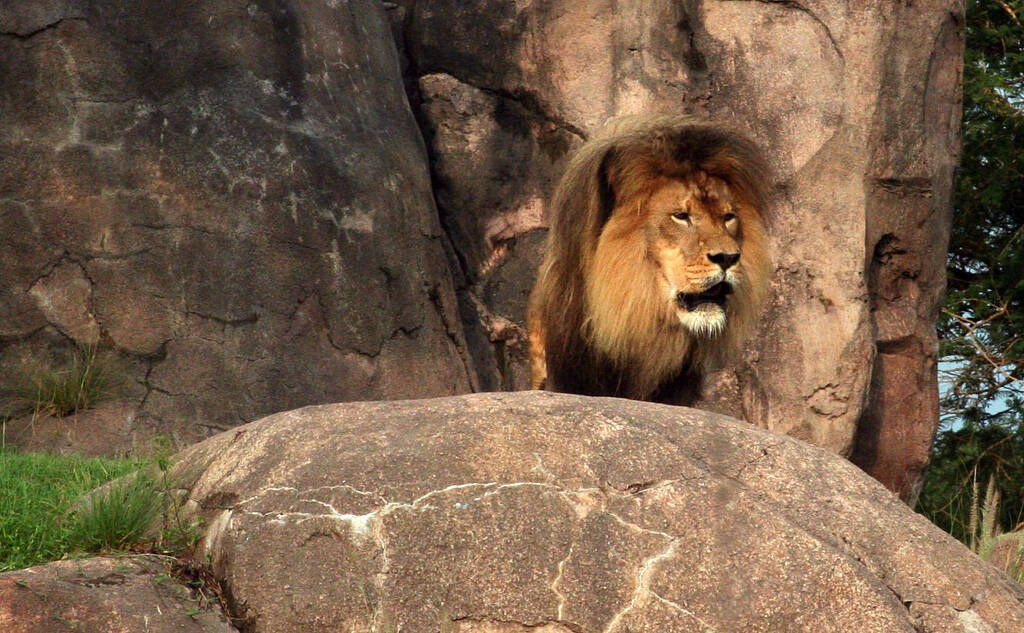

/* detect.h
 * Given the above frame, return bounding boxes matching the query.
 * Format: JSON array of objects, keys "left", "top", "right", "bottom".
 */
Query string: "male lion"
[{"left": 527, "top": 115, "right": 771, "bottom": 404}]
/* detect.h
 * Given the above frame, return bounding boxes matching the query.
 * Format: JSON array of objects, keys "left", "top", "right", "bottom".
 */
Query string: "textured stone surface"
[
  {"left": 398, "top": 0, "right": 963, "bottom": 499},
  {"left": 0, "top": 556, "right": 236, "bottom": 633},
  {"left": 1, "top": 0, "right": 962, "bottom": 495},
  {"left": 2, "top": 400, "right": 138, "bottom": 457},
  {"left": 415, "top": 73, "right": 578, "bottom": 390},
  {"left": 171, "top": 392, "right": 1023, "bottom": 633},
  {"left": 0, "top": 0, "right": 475, "bottom": 447}
]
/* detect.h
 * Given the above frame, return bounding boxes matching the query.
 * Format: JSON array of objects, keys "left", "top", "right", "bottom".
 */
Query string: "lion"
[{"left": 527, "top": 114, "right": 772, "bottom": 404}]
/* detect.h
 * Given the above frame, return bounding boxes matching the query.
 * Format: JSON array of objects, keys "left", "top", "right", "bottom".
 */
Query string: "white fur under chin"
[{"left": 678, "top": 305, "right": 727, "bottom": 338}]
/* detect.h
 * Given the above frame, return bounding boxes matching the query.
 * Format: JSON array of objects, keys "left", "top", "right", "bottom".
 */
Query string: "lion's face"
[
  {"left": 588, "top": 169, "right": 761, "bottom": 366},
  {"left": 645, "top": 176, "right": 744, "bottom": 337}
]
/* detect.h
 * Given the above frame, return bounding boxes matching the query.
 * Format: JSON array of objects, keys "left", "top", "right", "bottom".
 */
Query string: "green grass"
[
  {"left": 66, "top": 468, "right": 167, "bottom": 552},
  {"left": 0, "top": 450, "right": 149, "bottom": 571}
]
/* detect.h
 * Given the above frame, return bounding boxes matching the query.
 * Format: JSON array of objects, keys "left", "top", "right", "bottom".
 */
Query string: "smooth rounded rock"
[{"left": 171, "top": 392, "right": 1023, "bottom": 633}]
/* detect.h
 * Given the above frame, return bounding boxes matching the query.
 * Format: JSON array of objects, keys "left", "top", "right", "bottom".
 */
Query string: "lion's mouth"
[{"left": 676, "top": 281, "right": 733, "bottom": 311}]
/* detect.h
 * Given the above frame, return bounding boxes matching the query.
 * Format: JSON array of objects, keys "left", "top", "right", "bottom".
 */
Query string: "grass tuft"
[
  {"left": 989, "top": 532, "right": 1024, "bottom": 583},
  {"left": 1, "top": 346, "right": 121, "bottom": 420},
  {"left": 0, "top": 444, "right": 208, "bottom": 572},
  {"left": 966, "top": 474, "right": 1024, "bottom": 583},
  {"left": 66, "top": 469, "right": 167, "bottom": 552}
]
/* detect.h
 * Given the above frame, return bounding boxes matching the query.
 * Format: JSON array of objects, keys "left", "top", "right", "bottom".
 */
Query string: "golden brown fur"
[{"left": 527, "top": 115, "right": 772, "bottom": 403}]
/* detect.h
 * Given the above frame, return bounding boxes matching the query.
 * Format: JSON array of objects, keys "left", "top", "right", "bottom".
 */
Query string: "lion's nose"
[{"left": 708, "top": 251, "right": 740, "bottom": 270}]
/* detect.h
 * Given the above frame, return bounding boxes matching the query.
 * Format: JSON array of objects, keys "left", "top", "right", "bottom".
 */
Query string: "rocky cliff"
[
  {"left": 0, "top": 0, "right": 475, "bottom": 447},
  {"left": 397, "top": 0, "right": 963, "bottom": 501},
  {"left": 0, "top": 0, "right": 963, "bottom": 500}
]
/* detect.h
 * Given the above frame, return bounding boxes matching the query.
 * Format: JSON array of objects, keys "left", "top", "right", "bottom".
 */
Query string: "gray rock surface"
[
  {"left": 170, "top": 392, "right": 1023, "bottom": 633},
  {"left": 0, "top": 556, "right": 236, "bottom": 633},
  {"left": 0, "top": 0, "right": 475, "bottom": 447},
  {"left": 399, "top": 0, "right": 963, "bottom": 500},
  {"left": 415, "top": 73, "right": 578, "bottom": 391}
]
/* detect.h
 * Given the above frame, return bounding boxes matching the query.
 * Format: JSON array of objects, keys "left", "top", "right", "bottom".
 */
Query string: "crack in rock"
[
  {"left": 730, "top": 443, "right": 785, "bottom": 480},
  {"left": 725, "top": 0, "right": 843, "bottom": 64},
  {"left": 602, "top": 540, "right": 678, "bottom": 633},
  {"left": 450, "top": 616, "right": 583, "bottom": 633},
  {"left": 1, "top": 17, "right": 85, "bottom": 40},
  {"left": 648, "top": 589, "right": 717, "bottom": 632},
  {"left": 603, "top": 510, "right": 675, "bottom": 541},
  {"left": 550, "top": 540, "right": 573, "bottom": 621},
  {"left": 418, "top": 70, "right": 587, "bottom": 141},
  {"left": 185, "top": 310, "right": 260, "bottom": 328}
]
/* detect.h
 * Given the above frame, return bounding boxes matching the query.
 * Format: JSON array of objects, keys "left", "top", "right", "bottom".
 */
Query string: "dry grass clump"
[
  {"left": 1, "top": 346, "right": 120, "bottom": 420},
  {"left": 969, "top": 475, "right": 1024, "bottom": 583}
]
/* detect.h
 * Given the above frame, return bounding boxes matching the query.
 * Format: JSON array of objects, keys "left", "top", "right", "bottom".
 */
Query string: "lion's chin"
[
  {"left": 672, "top": 280, "right": 731, "bottom": 338},
  {"left": 676, "top": 304, "right": 727, "bottom": 338}
]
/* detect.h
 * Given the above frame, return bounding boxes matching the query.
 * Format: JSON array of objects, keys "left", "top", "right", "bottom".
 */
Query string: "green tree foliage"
[
  {"left": 920, "top": 0, "right": 1024, "bottom": 537},
  {"left": 919, "top": 424, "right": 1024, "bottom": 540},
  {"left": 941, "top": 0, "right": 1024, "bottom": 422}
]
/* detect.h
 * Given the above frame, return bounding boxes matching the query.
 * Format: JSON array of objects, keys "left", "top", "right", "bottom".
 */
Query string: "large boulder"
[
  {"left": 398, "top": 0, "right": 962, "bottom": 500},
  {"left": 0, "top": 556, "right": 236, "bottom": 633},
  {"left": 170, "top": 392, "right": 1023, "bottom": 633},
  {"left": 0, "top": 0, "right": 475, "bottom": 447}
]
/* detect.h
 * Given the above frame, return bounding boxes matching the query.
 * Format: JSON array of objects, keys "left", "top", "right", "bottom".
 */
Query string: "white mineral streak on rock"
[
  {"left": 338, "top": 209, "right": 374, "bottom": 233},
  {"left": 603, "top": 540, "right": 678, "bottom": 633},
  {"left": 551, "top": 541, "right": 573, "bottom": 620}
]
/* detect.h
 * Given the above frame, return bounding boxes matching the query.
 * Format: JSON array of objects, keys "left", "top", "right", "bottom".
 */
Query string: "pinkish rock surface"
[
  {"left": 1, "top": 0, "right": 962, "bottom": 501},
  {"left": 2, "top": 400, "right": 138, "bottom": 457},
  {"left": 167, "top": 392, "right": 1022, "bottom": 633},
  {"left": 398, "top": 0, "right": 963, "bottom": 500},
  {"left": 0, "top": 556, "right": 236, "bottom": 633}
]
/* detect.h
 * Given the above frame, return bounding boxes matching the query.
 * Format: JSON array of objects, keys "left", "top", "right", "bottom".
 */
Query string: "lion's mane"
[{"left": 527, "top": 114, "right": 772, "bottom": 403}]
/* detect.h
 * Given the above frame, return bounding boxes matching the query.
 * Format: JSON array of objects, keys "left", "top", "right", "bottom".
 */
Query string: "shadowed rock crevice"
[
  {"left": 733, "top": 0, "right": 844, "bottom": 63},
  {"left": 0, "top": 17, "right": 85, "bottom": 40},
  {"left": 404, "top": 67, "right": 578, "bottom": 389}
]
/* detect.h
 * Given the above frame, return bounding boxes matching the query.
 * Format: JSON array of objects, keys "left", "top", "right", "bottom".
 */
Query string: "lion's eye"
[
  {"left": 723, "top": 213, "right": 738, "bottom": 223},
  {"left": 671, "top": 211, "right": 691, "bottom": 224}
]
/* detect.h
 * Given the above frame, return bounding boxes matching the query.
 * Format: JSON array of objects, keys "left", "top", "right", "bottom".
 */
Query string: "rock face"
[
  {"left": 399, "top": 0, "right": 962, "bottom": 500},
  {"left": 1, "top": 400, "right": 138, "bottom": 457},
  {"left": 0, "top": 556, "right": 236, "bottom": 633},
  {"left": 1, "top": 0, "right": 961, "bottom": 500},
  {"left": 171, "top": 392, "right": 1023, "bottom": 633},
  {"left": 0, "top": 0, "right": 474, "bottom": 446}
]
